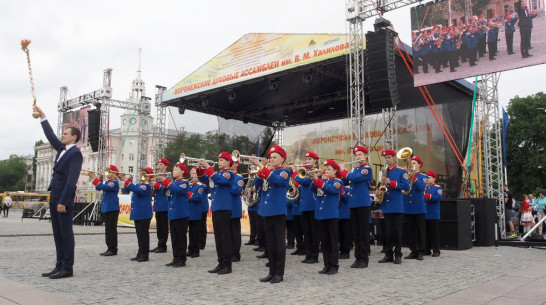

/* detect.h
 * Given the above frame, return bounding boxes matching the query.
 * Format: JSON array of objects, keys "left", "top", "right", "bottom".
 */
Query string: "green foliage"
[
  {"left": 505, "top": 92, "right": 546, "bottom": 199},
  {"left": 259, "top": 127, "right": 275, "bottom": 157},
  {"left": 0, "top": 155, "right": 28, "bottom": 192}
]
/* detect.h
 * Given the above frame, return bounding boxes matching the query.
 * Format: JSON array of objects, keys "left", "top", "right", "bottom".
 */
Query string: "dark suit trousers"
[
  {"left": 200, "top": 212, "right": 208, "bottom": 249},
  {"left": 50, "top": 203, "right": 75, "bottom": 271},
  {"left": 154, "top": 211, "right": 169, "bottom": 249},
  {"left": 104, "top": 210, "right": 119, "bottom": 251},
  {"left": 506, "top": 33, "right": 514, "bottom": 53},
  {"left": 170, "top": 217, "right": 188, "bottom": 263},
  {"left": 293, "top": 215, "right": 304, "bottom": 251},
  {"left": 247, "top": 210, "right": 257, "bottom": 243},
  {"left": 338, "top": 218, "right": 352, "bottom": 255},
  {"left": 286, "top": 220, "right": 295, "bottom": 246},
  {"left": 351, "top": 206, "right": 371, "bottom": 264},
  {"left": 188, "top": 220, "right": 200, "bottom": 254},
  {"left": 256, "top": 214, "right": 266, "bottom": 248},
  {"left": 301, "top": 211, "right": 320, "bottom": 260},
  {"left": 384, "top": 213, "right": 403, "bottom": 256},
  {"left": 426, "top": 219, "right": 441, "bottom": 254},
  {"left": 134, "top": 219, "right": 151, "bottom": 257},
  {"left": 406, "top": 214, "right": 426, "bottom": 254},
  {"left": 230, "top": 218, "right": 241, "bottom": 259},
  {"left": 265, "top": 214, "right": 286, "bottom": 276},
  {"left": 319, "top": 218, "right": 339, "bottom": 268},
  {"left": 212, "top": 210, "right": 232, "bottom": 267}
]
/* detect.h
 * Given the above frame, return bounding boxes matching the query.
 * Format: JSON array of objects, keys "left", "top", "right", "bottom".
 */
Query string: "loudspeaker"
[
  {"left": 471, "top": 198, "right": 497, "bottom": 247},
  {"left": 439, "top": 199, "right": 473, "bottom": 250},
  {"left": 88, "top": 109, "right": 101, "bottom": 152},
  {"left": 365, "top": 27, "right": 400, "bottom": 109}
]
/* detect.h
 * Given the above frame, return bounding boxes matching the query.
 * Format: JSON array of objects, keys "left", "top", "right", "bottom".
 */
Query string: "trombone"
[{"left": 179, "top": 153, "right": 216, "bottom": 168}]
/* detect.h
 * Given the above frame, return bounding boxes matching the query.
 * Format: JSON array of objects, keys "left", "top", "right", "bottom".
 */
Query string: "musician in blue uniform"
[
  {"left": 289, "top": 179, "right": 305, "bottom": 256},
  {"left": 403, "top": 156, "right": 427, "bottom": 261},
  {"left": 424, "top": 171, "right": 443, "bottom": 257},
  {"left": 294, "top": 151, "right": 321, "bottom": 264},
  {"left": 245, "top": 176, "right": 260, "bottom": 246},
  {"left": 253, "top": 171, "right": 268, "bottom": 255},
  {"left": 230, "top": 161, "right": 244, "bottom": 262},
  {"left": 338, "top": 184, "right": 351, "bottom": 259},
  {"left": 286, "top": 192, "right": 296, "bottom": 249},
  {"left": 120, "top": 168, "right": 154, "bottom": 262},
  {"left": 504, "top": 12, "right": 517, "bottom": 55},
  {"left": 486, "top": 21, "right": 498, "bottom": 61},
  {"left": 157, "top": 162, "right": 190, "bottom": 268},
  {"left": 312, "top": 160, "right": 342, "bottom": 275},
  {"left": 340, "top": 146, "right": 373, "bottom": 268},
  {"left": 377, "top": 149, "right": 410, "bottom": 264},
  {"left": 199, "top": 152, "right": 235, "bottom": 275},
  {"left": 251, "top": 145, "right": 290, "bottom": 284},
  {"left": 151, "top": 158, "right": 170, "bottom": 254},
  {"left": 188, "top": 167, "right": 206, "bottom": 258},
  {"left": 196, "top": 168, "right": 210, "bottom": 250},
  {"left": 89, "top": 165, "right": 120, "bottom": 257}
]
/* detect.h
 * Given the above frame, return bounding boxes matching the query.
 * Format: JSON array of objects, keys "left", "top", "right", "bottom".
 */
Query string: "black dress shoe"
[
  {"left": 244, "top": 241, "right": 255, "bottom": 245},
  {"left": 217, "top": 266, "right": 232, "bottom": 275},
  {"left": 41, "top": 268, "right": 59, "bottom": 277},
  {"left": 154, "top": 248, "right": 167, "bottom": 253},
  {"left": 254, "top": 247, "right": 265, "bottom": 252},
  {"left": 286, "top": 244, "right": 294, "bottom": 249},
  {"left": 319, "top": 266, "right": 329, "bottom": 274},
  {"left": 417, "top": 253, "right": 424, "bottom": 260},
  {"left": 306, "top": 258, "right": 318, "bottom": 264},
  {"left": 339, "top": 253, "right": 350, "bottom": 259},
  {"left": 130, "top": 255, "right": 140, "bottom": 261},
  {"left": 190, "top": 253, "right": 200, "bottom": 258},
  {"left": 149, "top": 247, "right": 160, "bottom": 253},
  {"left": 356, "top": 262, "right": 368, "bottom": 268},
  {"left": 432, "top": 252, "right": 440, "bottom": 257},
  {"left": 404, "top": 252, "right": 417, "bottom": 259},
  {"left": 257, "top": 253, "right": 268, "bottom": 259},
  {"left": 260, "top": 274, "right": 274, "bottom": 282},
  {"left": 99, "top": 250, "right": 109, "bottom": 256},
  {"left": 350, "top": 261, "right": 359, "bottom": 268},
  {"left": 394, "top": 256, "right": 402, "bottom": 264},
  {"left": 208, "top": 265, "right": 222, "bottom": 273},
  {"left": 49, "top": 270, "right": 73, "bottom": 279},
  {"left": 137, "top": 256, "right": 149, "bottom": 262},
  {"left": 301, "top": 258, "right": 309, "bottom": 263},
  {"left": 165, "top": 259, "right": 177, "bottom": 266},
  {"left": 290, "top": 250, "right": 300, "bottom": 255},
  {"left": 186, "top": 251, "right": 193, "bottom": 256},
  {"left": 327, "top": 267, "right": 338, "bottom": 275},
  {"left": 173, "top": 261, "right": 186, "bottom": 268},
  {"left": 378, "top": 256, "right": 393, "bottom": 263},
  {"left": 231, "top": 256, "right": 240, "bottom": 262},
  {"left": 103, "top": 250, "right": 117, "bottom": 256},
  {"left": 270, "top": 275, "right": 283, "bottom": 283}
]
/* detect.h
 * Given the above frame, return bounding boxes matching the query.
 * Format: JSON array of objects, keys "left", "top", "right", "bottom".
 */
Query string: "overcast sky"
[{"left": 1, "top": 0, "right": 544, "bottom": 160}]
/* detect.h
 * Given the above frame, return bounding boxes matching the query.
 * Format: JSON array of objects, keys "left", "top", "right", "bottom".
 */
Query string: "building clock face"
[{"left": 129, "top": 118, "right": 137, "bottom": 125}]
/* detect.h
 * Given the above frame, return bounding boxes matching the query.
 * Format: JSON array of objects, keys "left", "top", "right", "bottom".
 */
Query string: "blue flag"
[{"left": 502, "top": 108, "right": 509, "bottom": 167}]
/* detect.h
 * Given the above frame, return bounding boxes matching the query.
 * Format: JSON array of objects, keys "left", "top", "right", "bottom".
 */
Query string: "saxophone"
[{"left": 375, "top": 164, "right": 389, "bottom": 204}]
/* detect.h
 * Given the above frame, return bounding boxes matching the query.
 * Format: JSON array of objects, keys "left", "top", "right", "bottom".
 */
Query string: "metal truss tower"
[
  {"left": 478, "top": 73, "right": 505, "bottom": 238},
  {"left": 382, "top": 106, "right": 398, "bottom": 151},
  {"left": 151, "top": 86, "right": 167, "bottom": 167}
]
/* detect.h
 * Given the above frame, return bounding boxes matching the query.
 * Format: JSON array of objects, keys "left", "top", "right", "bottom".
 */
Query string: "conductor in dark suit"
[
  {"left": 516, "top": 0, "right": 533, "bottom": 58},
  {"left": 35, "top": 105, "right": 83, "bottom": 279}
]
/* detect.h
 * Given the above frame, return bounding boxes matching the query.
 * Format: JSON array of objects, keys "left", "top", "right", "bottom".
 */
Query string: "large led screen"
[{"left": 410, "top": 0, "right": 545, "bottom": 86}]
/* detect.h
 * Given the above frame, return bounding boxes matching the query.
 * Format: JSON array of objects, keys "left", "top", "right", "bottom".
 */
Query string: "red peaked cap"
[
  {"left": 268, "top": 145, "right": 287, "bottom": 160},
  {"left": 324, "top": 159, "right": 341, "bottom": 176},
  {"left": 175, "top": 162, "right": 188, "bottom": 176},
  {"left": 158, "top": 158, "right": 170, "bottom": 166},
  {"left": 218, "top": 152, "right": 234, "bottom": 166},
  {"left": 426, "top": 170, "right": 438, "bottom": 179},
  {"left": 145, "top": 167, "right": 154, "bottom": 175},
  {"left": 381, "top": 149, "right": 396, "bottom": 157},
  {"left": 353, "top": 146, "right": 369, "bottom": 155},
  {"left": 305, "top": 151, "right": 319, "bottom": 160},
  {"left": 411, "top": 156, "right": 423, "bottom": 166},
  {"left": 109, "top": 165, "right": 119, "bottom": 172}
]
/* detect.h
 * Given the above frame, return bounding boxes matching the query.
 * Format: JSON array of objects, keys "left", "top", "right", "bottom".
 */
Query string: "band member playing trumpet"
[
  {"left": 424, "top": 171, "right": 443, "bottom": 257},
  {"left": 251, "top": 145, "right": 290, "bottom": 284},
  {"left": 157, "top": 162, "right": 190, "bottom": 268},
  {"left": 338, "top": 183, "right": 351, "bottom": 260},
  {"left": 151, "top": 158, "right": 171, "bottom": 254},
  {"left": 294, "top": 151, "right": 321, "bottom": 264},
  {"left": 403, "top": 156, "right": 427, "bottom": 261},
  {"left": 289, "top": 181, "right": 305, "bottom": 256},
  {"left": 89, "top": 165, "right": 120, "bottom": 256},
  {"left": 188, "top": 167, "right": 206, "bottom": 258},
  {"left": 199, "top": 152, "right": 235, "bottom": 275},
  {"left": 253, "top": 159, "right": 269, "bottom": 256},
  {"left": 120, "top": 168, "right": 154, "bottom": 262},
  {"left": 311, "top": 160, "right": 342, "bottom": 275},
  {"left": 339, "top": 146, "right": 373, "bottom": 269},
  {"left": 230, "top": 161, "right": 244, "bottom": 262},
  {"left": 377, "top": 150, "right": 410, "bottom": 265}
]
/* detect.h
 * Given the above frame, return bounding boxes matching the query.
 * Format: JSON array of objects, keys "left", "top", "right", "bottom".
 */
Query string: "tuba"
[
  {"left": 375, "top": 164, "right": 389, "bottom": 204},
  {"left": 286, "top": 177, "right": 300, "bottom": 201},
  {"left": 397, "top": 147, "right": 414, "bottom": 195},
  {"left": 242, "top": 167, "right": 260, "bottom": 206}
]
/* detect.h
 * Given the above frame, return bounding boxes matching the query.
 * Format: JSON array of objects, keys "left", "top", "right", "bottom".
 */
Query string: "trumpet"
[
  {"left": 80, "top": 169, "right": 102, "bottom": 176},
  {"left": 297, "top": 168, "right": 321, "bottom": 179},
  {"left": 179, "top": 153, "right": 216, "bottom": 168},
  {"left": 231, "top": 150, "right": 266, "bottom": 165}
]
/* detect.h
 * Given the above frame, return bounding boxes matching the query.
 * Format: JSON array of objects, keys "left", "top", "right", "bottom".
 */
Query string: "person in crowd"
[
  {"left": 2, "top": 194, "right": 12, "bottom": 218},
  {"left": 534, "top": 190, "right": 546, "bottom": 236},
  {"left": 520, "top": 194, "right": 534, "bottom": 234},
  {"left": 150, "top": 158, "right": 171, "bottom": 254},
  {"left": 424, "top": 171, "right": 443, "bottom": 257},
  {"left": 504, "top": 185, "right": 517, "bottom": 237},
  {"left": 187, "top": 167, "right": 207, "bottom": 258}
]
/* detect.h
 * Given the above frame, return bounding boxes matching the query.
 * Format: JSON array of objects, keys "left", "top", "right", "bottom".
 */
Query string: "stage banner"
[
  {"left": 283, "top": 105, "right": 465, "bottom": 197},
  {"left": 410, "top": 0, "right": 545, "bottom": 87},
  {"left": 62, "top": 107, "right": 88, "bottom": 148},
  {"left": 163, "top": 33, "right": 350, "bottom": 102}
]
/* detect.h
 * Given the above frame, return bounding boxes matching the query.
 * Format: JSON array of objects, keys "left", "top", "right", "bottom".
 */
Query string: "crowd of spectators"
[{"left": 504, "top": 185, "right": 546, "bottom": 238}]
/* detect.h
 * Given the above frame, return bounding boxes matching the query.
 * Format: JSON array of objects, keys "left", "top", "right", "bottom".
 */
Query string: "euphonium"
[
  {"left": 397, "top": 147, "right": 414, "bottom": 195},
  {"left": 376, "top": 164, "right": 389, "bottom": 204},
  {"left": 286, "top": 177, "right": 300, "bottom": 201}
]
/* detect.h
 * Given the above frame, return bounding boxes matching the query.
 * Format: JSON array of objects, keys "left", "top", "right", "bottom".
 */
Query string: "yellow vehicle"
[{"left": 0, "top": 192, "right": 50, "bottom": 209}]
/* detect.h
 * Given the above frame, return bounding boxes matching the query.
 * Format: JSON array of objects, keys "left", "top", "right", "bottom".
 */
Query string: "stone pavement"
[{"left": 1, "top": 209, "right": 546, "bottom": 305}]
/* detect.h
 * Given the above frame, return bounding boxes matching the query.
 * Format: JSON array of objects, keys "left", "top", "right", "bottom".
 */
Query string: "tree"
[
  {"left": 505, "top": 92, "right": 546, "bottom": 199},
  {"left": 0, "top": 155, "right": 27, "bottom": 192}
]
